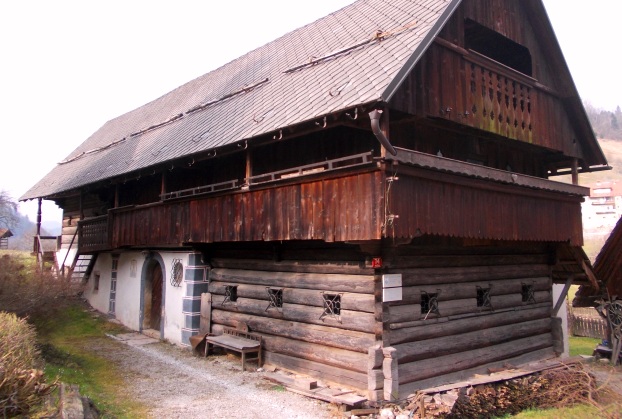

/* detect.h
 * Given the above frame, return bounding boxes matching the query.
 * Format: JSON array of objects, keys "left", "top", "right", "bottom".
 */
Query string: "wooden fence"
[{"left": 569, "top": 308, "right": 608, "bottom": 339}]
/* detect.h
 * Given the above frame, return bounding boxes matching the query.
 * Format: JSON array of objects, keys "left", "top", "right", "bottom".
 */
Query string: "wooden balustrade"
[{"left": 78, "top": 215, "right": 110, "bottom": 253}]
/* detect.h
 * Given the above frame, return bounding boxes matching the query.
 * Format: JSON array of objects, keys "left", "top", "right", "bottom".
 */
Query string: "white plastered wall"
[
  {"left": 553, "top": 283, "right": 570, "bottom": 358},
  {"left": 83, "top": 250, "right": 188, "bottom": 345}
]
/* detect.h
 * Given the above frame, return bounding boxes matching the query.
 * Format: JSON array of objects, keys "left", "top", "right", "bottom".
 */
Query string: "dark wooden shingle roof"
[
  {"left": 22, "top": 0, "right": 603, "bottom": 201},
  {"left": 21, "top": 0, "right": 460, "bottom": 200}
]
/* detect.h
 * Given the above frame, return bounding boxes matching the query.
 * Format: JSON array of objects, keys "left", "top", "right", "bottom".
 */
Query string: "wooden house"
[
  {"left": 22, "top": 0, "right": 608, "bottom": 401},
  {"left": 0, "top": 229, "right": 13, "bottom": 250}
]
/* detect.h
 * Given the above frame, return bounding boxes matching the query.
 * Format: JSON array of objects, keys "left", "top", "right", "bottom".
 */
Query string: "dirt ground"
[
  {"left": 97, "top": 334, "right": 335, "bottom": 418},
  {"left": 95, "top": 330, "right": 622, "bottom": 419}
]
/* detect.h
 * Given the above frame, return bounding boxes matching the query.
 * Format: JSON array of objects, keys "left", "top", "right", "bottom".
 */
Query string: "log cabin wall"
[
  {"left": 204, "top": 242, "right": 379, "bottom": 390},
  {"left": 382, "top": 239, "right": 556, "bottom": 396},
  {"left": 57, "top": 192, "right": 111, "bottom": 251}
]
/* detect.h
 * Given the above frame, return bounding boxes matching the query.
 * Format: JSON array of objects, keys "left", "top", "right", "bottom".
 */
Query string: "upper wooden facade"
[{"left": 22, "top": 0, "right": 606, "bottom": 251}]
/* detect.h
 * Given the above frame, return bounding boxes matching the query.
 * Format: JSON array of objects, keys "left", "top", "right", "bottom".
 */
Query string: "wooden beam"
[
  {"left": 552, "top": 275, "right": 574, "bottom": 317},
  {"left": 211, "top": 309, "right": 374, "bottom": 352}
]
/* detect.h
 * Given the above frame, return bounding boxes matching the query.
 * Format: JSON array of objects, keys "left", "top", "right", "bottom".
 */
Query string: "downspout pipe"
[{"left": 369, "top": 109, "right": 397, "bottom": 156}]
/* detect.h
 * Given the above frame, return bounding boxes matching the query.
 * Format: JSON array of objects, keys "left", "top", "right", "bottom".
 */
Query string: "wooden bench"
[{"left": 202, "top": 327, "right": 263, "bottom": 371}]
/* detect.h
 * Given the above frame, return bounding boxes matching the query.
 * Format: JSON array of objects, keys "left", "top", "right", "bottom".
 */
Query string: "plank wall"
[
  {"left": 382, "top": 241, "right": 556, "bottom": 395},
  {"left": 110, "top": 170, "right": 383, "bottom": 247},
  {"left": 388, "top": 168, "right": 584, "bottom": 246},
  {"left": 206, "top": 247, "right": 379, "bottom": 390},
  {"left": 390, "top": 0, "right": 585, "bottom": 162}
]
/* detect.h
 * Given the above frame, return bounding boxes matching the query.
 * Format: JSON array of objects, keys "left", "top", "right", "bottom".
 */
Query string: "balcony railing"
[{"left": 78, "top": 215, "right": 110, "bottom": 253}]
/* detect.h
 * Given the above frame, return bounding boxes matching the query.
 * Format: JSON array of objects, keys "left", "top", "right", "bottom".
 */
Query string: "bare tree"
[{"left": 0, "top": 190, "right": 18, "bottom": 229}]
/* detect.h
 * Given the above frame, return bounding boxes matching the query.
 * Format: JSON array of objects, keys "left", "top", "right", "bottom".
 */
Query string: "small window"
[
  {"left": 421, "top": 292, "right": 439, "bottom": 317},
  {"left": 223, "top": 285, "right": 238, "bottom": 304},
  {"left": 320, "top": 293, "right": 342, "bottom": 321},
  {"left": 93, "top": 273, "right": 100, "bottom": 292},
  {"left": 477, "top": 286, "right": 492, "bottom": 309},
  {"left": 465, "top": 19, "right": 532, "bottom": 76},
  {"left": 521, "top": 284, "right": 535, "bottom": 304},
  {"left": 266, "top": 288, "right": 283, "bottom": 311}
]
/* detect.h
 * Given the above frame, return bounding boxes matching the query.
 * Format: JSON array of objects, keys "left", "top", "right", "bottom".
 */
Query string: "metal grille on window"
[
  {"left": 421, "top": 291, "right": 440, "bottom": 319},
  {"left": 266, "top": 288, "right": 283, "bottom": 311},
  {"left": 320, "top": 292, "right": 342, "bottom": 321},
  {"left": 476, "top": 286, "right": 493, "bottom": 310},
  {"left": 223, "top": 285, "right": 238, "bottom": 305},
  {"left": 521, "top": 283, "right": 535, "bottom": 304},
  {"left": 170, "top": 259, "right": 183, "bottom": 287}
]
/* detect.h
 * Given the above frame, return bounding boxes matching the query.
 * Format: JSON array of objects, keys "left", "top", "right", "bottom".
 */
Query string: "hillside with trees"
[{"left": 585, "top": 103, "right": 622, "bottom": 141}]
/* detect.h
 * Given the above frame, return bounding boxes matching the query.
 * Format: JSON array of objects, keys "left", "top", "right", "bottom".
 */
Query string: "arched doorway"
[{"left": 142, "top": 256, "right": 165, "bottom": 336}]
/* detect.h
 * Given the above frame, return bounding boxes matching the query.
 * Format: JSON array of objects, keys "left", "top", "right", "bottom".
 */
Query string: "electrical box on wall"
[{"left": 382, "top": 273, "right": 403, "bottom": 302}]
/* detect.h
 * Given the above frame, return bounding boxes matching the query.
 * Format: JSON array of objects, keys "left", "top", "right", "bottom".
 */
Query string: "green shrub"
[
  {"left": 0, "top": 253, "right": 82, "bottom": 318},
  {"left": 0, "top": 311, "right": 54, "bottom": 417}
]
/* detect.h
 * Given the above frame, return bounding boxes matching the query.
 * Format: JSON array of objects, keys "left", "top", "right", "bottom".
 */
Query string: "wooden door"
[{"left": 150, "top": 264, "right": 163, "bottom": 330}]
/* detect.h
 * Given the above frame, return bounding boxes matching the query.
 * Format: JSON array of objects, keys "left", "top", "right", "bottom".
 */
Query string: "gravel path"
[{"left": 98, "top": 335, "right": 334, "bottom": 418}]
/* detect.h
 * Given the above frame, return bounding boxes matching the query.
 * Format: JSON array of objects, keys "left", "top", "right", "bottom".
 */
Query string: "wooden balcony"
[
  {"left": 77, "top": 152, "right": 379, "bottom": 253},
  {"left": 393, "top": 39, "right": 581, "bottom": 159},
  {"left": 78, "top": 215, "right": 110, "bottom": 253}
]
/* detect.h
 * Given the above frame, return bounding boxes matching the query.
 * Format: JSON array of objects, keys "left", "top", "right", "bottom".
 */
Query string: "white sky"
[{"left": 1, "top": 0, "right": 621, "bottom": 224}]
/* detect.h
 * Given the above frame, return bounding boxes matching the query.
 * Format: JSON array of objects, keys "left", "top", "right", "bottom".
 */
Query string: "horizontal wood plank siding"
[{"left": 109, "top": 171, "right": 383, "bottom": 248}]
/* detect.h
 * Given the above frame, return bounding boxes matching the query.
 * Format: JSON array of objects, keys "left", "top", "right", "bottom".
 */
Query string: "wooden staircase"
[{"left": 70, "top": 253, "right": 97, "bottom": 282}]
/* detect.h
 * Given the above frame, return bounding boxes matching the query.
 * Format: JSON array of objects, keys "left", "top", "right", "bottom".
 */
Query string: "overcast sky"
[{"left": 1, "top": 0, "right": 621, "bottom": 224}]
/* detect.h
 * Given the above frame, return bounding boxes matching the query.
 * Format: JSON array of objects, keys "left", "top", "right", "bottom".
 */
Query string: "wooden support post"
[
  {"left": 114, "top": 184, "right": 119, "bottom": 208},
  {"left": 382, "top": 347, "right": 398, "bottom": 401},
  {"left": 200, "top": 293, "right": 212, "bottom": 335},
  {"left": 245, "top": 149, "right": 253, "bottom": 186},
  {"left": 552, "top": 275, "right": 575, "bottom": 317},
  {"left": 161, "top": 171, "right": 167, "bottom": 199},
  {"left": 551, "top": 316, "right": 564, "bottom": 355},
  {"left": 571, "top": 158, "right": 579, "bottom": 186},
  {"left": 36, "top": 197, "right": 42, "bottom": 236},
  {"left": 79, "top": 191, "right": 84, "bottom": 221}
]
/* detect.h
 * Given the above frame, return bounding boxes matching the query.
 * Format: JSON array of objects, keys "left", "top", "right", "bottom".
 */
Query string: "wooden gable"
[{"left": 388, "top": 0, "right": 605, "bottom": 174}]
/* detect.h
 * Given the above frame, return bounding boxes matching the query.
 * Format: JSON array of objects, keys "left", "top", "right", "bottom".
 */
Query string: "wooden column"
[
  {"left": 79, "top": 191, "right": 84, "bottom": 221},
  {"left": 36, "top": 197, "right": 42, "bottom": 236},
  {"left": 245, "top": 149, "right": 253, "bottom": 185},
  {"left": 161, "top": 171, "right": 167, "bottom": 198},
  {"left": 571, "top": 158, "right": 579, "bottom": 186},
  {"left": 114, "top": 184, "right": 119, "bottom": 208}
]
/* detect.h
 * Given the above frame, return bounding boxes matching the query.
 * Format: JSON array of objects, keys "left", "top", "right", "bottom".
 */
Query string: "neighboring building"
[
  {"left": 0, "top": 229, "right": 13, "bottom": 250},
  {"left": 21, "top": 0, "right": 607, "bottom": 401},
  {"left": 582, "top": 181, "right": 622, "bottom": 232}
]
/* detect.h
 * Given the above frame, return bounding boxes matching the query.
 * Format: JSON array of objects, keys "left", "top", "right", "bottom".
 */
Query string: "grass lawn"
[
  {"left": 569, "top": 336, "right": 602, "bottom": 357},
  {"left": 33, "top": 302, "right": 149, "bottom": 418}
]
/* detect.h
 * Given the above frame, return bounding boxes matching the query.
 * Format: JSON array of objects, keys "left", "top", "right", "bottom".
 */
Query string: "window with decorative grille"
[
  {"left": 320, "top": 293, "right": 342, "bottom": 321},
  {"left": 223, "top": 285, "right": 238, "bottom": 304},
  {"left": 476, "top": 286, "right": 492, "bottom": 309},
  {"left": 521, "top": 284, "right": 535, "bottom": 304},
  {"left": 421, "top": 292, "right": 439, "bottom": 317},
  {"left": 266, "top": 288, "right": 283, "bottom": 311}
]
